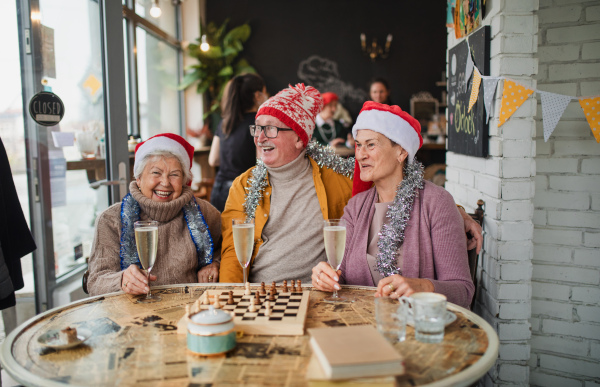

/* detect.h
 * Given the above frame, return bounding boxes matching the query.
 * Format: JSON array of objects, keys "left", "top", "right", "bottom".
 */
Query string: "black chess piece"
[{"left": 227, "top": 291, "right": 234, "bottom": 305}]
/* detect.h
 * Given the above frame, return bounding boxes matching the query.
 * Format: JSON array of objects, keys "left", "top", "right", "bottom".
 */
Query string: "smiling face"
[
  {"left": 136, "top": 156, "right": 184, "bottom": 202},
  {"left": 370, "top": 82, "right": 390, "bottom": 104},
  {"left": 254, "top": 115, "right": 304, "bottom": 168},
  {"left": 354, "top": 129, "right": 407, "bottom": 185}
]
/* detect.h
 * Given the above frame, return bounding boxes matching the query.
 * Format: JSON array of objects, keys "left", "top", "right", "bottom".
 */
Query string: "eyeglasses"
[{"left": 249, "top": 125, "right": 294, "bottom": 138}]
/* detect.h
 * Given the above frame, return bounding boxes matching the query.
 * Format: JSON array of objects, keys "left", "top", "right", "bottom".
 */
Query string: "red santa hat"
[
  {"left": 256, "top": 83, "right": 323, "bottom": 146},
  {"left": 321, "top": 92, "right": 339, "bottom": 106},
  {"left": 134, "top": 133, "right": 195, "bottom": 180},
  {"left": 351, "top": 101, "right": 423, "bottom": 196}
]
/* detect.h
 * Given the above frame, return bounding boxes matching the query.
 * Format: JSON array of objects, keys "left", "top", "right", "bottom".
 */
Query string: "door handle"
[{"left": 89, "top": 162, "right": 128, "bottom": 201}]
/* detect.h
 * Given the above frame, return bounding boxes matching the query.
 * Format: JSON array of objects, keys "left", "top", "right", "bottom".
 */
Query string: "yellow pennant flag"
[
  {"left": 468, "top": 68, "right": 482, "bottom": 113},
  {"left": 579, "top": 97, "right": 600, "bottom": 143},
  {"left": 498, "top": 79, "right": 535, "bottom": 127}
]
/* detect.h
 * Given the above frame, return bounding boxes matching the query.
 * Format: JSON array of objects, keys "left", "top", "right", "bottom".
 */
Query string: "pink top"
[{"left": 339, "top": 181, "right": 474, "bottom": 309}]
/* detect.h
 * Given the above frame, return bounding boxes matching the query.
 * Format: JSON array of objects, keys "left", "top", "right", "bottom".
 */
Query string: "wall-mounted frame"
[{"left": 410, "top": 91, "right": 439, "bottom": 133}]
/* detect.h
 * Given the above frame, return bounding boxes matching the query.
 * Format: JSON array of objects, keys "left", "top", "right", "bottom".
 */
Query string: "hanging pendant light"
[{"left": 150, "top": 0, "right": 162, "bottom": 18}]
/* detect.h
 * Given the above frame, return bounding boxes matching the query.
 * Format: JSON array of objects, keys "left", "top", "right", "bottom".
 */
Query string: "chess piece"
[
  {"left": 268, "top": 290, "right": 275, "bottom": 302},
  {"left": 194, "top": 299, "right": 200, "bottom": 312},
  {"left": 202, "top": 290, "right": 210, "bottom": 305},
  {"left": 244, "top": 282, "right": 251, "bottom": 296},
  {"left": 265, "top": 300, "right": 271, "bottom": 316},
  {"left": 185, "top": 305, "right": 190, "bottom": 319},
  {"left": 213, "top": 294, "right": 222, "bottom": 309},
  {"left": 271, "top": 281, "right": 278, "bottom": 295},
  {"left": 291, "top": 280, "right": 296, "bottom": 292},
  {"left": 249, "top": 298, "right": 257, "bottom": 312},
  {"left": 227, "top": 291, "right": 234, "bottom": 305},
  {"left": 254, "top": 291, "right": 262, "bottom": 306},
  {"left": 260, "top": 282, "right": 266, "bottom": 295},
  {"left": 282, "top": 280, "right": 288, "bottom": 293},
  {"left": 297, "top": 280, "right": 302, "bottom": 290}
]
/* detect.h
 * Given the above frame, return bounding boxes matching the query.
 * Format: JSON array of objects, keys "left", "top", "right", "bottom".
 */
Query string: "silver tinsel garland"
[
  {"left": 306, "top": 140, "right": 355, "bottom": 178},
  {"left": 243, "top": 159, "right": 269, "bottom": 221},
  {"left": 243, "top": 141, "right": 355, "bottom": 219},
  {"left": 375, "top": 160, "right": 424, "bottom": 277}
]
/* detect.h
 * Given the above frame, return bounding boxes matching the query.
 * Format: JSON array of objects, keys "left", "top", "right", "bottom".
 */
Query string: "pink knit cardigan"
[{"left": 339, "top": 181, "right": 475, "bottom": 309}]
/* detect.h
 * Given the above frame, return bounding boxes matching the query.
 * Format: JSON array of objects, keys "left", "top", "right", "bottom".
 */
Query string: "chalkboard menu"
[{"left": 447, "top": 26, "right": 490, "bottom": 158}]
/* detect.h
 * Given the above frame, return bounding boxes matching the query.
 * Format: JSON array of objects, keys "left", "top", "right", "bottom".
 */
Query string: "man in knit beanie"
[
  {"left": 219, "top": 85, "right": 483, "bottom": 284},
  {"left": 219, "top": 84, "right": 352, "bottom": 283}
]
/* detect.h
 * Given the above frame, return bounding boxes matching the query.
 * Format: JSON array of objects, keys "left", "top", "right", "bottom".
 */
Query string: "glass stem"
[
  {"left": 146, "top": 271, "right": 151, "bottom": 299},
  {"left": 332, "top": 289, "right": 338, "bottom": 299},
  {"left": 243, "top": 267, "right": 248, "bottom": 284}
]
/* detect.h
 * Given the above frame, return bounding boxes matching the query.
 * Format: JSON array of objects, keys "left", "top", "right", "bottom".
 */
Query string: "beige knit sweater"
[{"left": 88, "top": 181, "right": 221, "bottom": 296}]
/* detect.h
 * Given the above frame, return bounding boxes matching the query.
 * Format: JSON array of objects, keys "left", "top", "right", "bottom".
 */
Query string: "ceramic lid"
[{"left": 190, "top": 306, "right": 233, "bottom": 325}]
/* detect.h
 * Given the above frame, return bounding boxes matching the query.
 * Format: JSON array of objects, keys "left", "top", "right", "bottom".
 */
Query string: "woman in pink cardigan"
[{"left": 311, "top": 102, "right": 474, "bottom": 309}]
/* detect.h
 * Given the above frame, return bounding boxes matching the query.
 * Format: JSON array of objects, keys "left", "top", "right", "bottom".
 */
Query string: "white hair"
[{"left": 134, "top": 150, "right": 193, "bottom": 184}]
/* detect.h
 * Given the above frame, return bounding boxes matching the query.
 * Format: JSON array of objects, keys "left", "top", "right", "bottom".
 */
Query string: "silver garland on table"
[
  {"left": 375, "top": 160, "right": 425, "bottom": 277},
  {"left": 243, "top": 141, "right": 355, "bottom": 219},
  {"left": 306, "top": 140, "right": 355, "bottom": 178},
  {"left": 243, "top": 159, "right": 269, "bottom": 220}
]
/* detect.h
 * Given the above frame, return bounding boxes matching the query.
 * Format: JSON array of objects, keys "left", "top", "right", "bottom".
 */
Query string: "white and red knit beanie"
[
  {"left": 256, "top": 83, "right": 323, "bottom": 146},
  {"left": 351, "top": 101, "right": 423, "bottom": 196},
  {"left": 134, "top": 133, "right": 195, "bottom": 177}
]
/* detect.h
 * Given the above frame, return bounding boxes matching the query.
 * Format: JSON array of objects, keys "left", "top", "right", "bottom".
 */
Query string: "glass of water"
[
  {"left": 401, "top": 293, "right": 447, "bottom": 343},
  {"left": 375, "top": 297, "right": 407, "bottom": 343}
]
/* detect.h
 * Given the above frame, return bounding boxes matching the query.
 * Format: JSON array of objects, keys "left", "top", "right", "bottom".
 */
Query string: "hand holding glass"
[
  {"left": 134, "top": 220, "right": 160, "bottom": 302},
  {"left": 232, "top": 218, "right": 255, "bottom": 284}
]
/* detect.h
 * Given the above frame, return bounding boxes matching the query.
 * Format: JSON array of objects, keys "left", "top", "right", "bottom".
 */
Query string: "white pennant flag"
[
  {"left": 482, "top": 77, "right": 500, "bottom": 123},
  {"left": 465, "top": 49, "right": 474, "bottom": 83},
  {"left": 540, "top": 91, "right": 573, "bottom": 142}
]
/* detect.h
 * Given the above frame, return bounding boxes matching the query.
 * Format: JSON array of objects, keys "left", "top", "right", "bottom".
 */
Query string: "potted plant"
[{"left": 180, "top": 19, "right": 256, "bottom": 122}]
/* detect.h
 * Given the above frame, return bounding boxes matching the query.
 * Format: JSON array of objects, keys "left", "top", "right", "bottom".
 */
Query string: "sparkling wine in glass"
[
  {"left": 134, "top": 220, "right": 161, "bottom": 302},
  {"left": 323, "top": 219, "right": 354, "bottom": 303},
  {"left": 232, "top": 218, "right": 254, "bottom": 284}
]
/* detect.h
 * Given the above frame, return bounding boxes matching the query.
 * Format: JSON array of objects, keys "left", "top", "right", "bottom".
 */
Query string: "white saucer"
[
  {"left": 406, "top": 311, "right": 457, "bottom": 327},
  {"left": 37, "top": 328, "right": 92, "bottom": 349}
]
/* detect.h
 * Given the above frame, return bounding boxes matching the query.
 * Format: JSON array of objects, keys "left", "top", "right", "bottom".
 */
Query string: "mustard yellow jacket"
[{"left": 219, "top": 157, "right": 352, "bottom": 283}]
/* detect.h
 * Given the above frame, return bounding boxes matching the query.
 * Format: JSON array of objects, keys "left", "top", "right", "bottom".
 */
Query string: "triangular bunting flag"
[
  {"left": 465, "top": 49, "right": 474, "bottom": 83},
  {"left": 540, "top": 91, "right": 573, "bottom": 142},
  {"left": 579, "top": 96, "right": 600, "bottom": 143},
  {"left": 498, "top": 80, "right": 535, "bottom": 127},
  {"left": 468, "top": 68, "right": 482, "bottom": 113},
  {"left": 482, "top": 77, "right": 500, "bottom": 123}
]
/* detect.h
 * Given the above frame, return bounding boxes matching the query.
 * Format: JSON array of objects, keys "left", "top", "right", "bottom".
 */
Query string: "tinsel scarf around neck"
[{"left": 375, "top": 161, "right": 424, "bottom": 278}]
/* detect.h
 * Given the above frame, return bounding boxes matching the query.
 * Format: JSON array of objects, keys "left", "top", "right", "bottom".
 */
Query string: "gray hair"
[{"left": 134, "top": 150, "right": 193, "bottom": 185}]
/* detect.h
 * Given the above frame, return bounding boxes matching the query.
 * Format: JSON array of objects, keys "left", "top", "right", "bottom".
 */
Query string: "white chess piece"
[
  {"left": 244, "top": 282, "right": 251, "bottom": 296},
  {"left": 213, "top": 294, "right": 222, "bottom": 309},
  {"left": 202, "top": 290, "right": 210, "bottom": 305},
  {"left": 264, "top": 300, "right": 271, "bottom": 316},
  {"left": 249, "top": 298, "right": 257, "bottom": 312}
]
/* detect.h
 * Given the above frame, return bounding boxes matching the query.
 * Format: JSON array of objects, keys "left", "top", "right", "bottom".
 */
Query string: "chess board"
[{"left": 178, "top": 287, "right": 311, "bottom": 336}]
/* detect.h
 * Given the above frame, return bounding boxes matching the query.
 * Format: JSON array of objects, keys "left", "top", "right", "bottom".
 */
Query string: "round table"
[{"left": 0, "top": 284, "right": 498, "bottom": 386}]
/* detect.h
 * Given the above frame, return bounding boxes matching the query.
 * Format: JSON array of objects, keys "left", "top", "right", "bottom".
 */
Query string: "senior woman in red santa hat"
[
  {"left": 311, "top": 102, "right": 474, "bottom": 309},
  {"left": 88, "top": 134, "right": 222, "bottom": 296}
]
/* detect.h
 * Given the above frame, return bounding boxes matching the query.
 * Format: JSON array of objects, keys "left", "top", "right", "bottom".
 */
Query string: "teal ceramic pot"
[{"left": 187, "top": 306, "right": 236, "bottom": 356}]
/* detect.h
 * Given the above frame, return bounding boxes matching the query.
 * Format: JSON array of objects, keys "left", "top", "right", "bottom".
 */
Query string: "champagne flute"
[
  {"left": 134, "top": 220, "right": 161, "bottom": 302},
  {"left": 232, "top": 218, "right": 254, "bottom": 284},
  {"left": 323, "top": 219, "right": 355, "bottom": 303}
]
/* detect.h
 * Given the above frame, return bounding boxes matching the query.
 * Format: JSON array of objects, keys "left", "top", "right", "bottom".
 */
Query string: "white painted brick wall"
[{"left": 447, "top": 2, "right": 539, "bottom": 384}]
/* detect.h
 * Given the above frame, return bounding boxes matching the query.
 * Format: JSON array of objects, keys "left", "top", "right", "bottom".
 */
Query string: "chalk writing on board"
[{"left": 297, "top": 55, "right": 368, "bottom": 111}]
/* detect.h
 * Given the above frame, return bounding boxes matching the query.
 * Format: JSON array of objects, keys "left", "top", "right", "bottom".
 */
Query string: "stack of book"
[{"left": 307, "top": 325, "right": 404, "bottom": 381}]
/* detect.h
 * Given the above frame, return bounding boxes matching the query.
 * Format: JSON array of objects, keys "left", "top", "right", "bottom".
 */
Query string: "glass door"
[{"left": 16, "top": 0, "right": 129, "bottom": 311}]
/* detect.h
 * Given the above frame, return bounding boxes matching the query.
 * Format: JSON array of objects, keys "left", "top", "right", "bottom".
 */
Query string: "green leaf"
[
  {"left": 203, "top": 46, "right": 223, "bottom": 59},
  {"left": 224, "top": 24, "right": 251, "bottom": 46},
  {"left": 223, "top": 46, "right": 239, "bottom": 57},
  {"left": 178, "top": 71, "right": 202, "bottom": 90},
  {"left": 217, "top": 66, "right": 233, "bottom": 77}
]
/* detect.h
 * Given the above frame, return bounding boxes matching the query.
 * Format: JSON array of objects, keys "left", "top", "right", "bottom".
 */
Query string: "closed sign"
[{"left": 29, "top": 91, "right": 65, "bottom": 126}]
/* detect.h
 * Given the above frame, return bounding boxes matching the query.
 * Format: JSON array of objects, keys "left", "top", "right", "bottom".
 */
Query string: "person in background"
[
  {"left": 369, "top": 78, "right": 392, "bottom": 104},
  {"left": 311, "top": 102, "right": 474, "bottom": 309},
  {"left": 209, "top": 73, "right": 268, "bottom": 212},
  {"left": 312, "top": 92, "right": 348, "bottom": 147},
  {"left": 88, "top": 134, "right": 222, "bottom": 296}
]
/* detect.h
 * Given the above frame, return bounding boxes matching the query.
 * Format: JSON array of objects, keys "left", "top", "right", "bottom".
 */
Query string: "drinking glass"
[
  {"left": 323, "top": 219, "right": 354, "bottom": 303},
  {"left": 375, "top": 297, "right": 407, "bottom": 343},
  {"left": 134, "top": 220, "right": 160, "bottom": 302},
  {"left": 400, "top": 293, "right": 447, "bottom": 343},
  {"left": 232, "top": 218, "right": 255, "bottom": 284}
]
